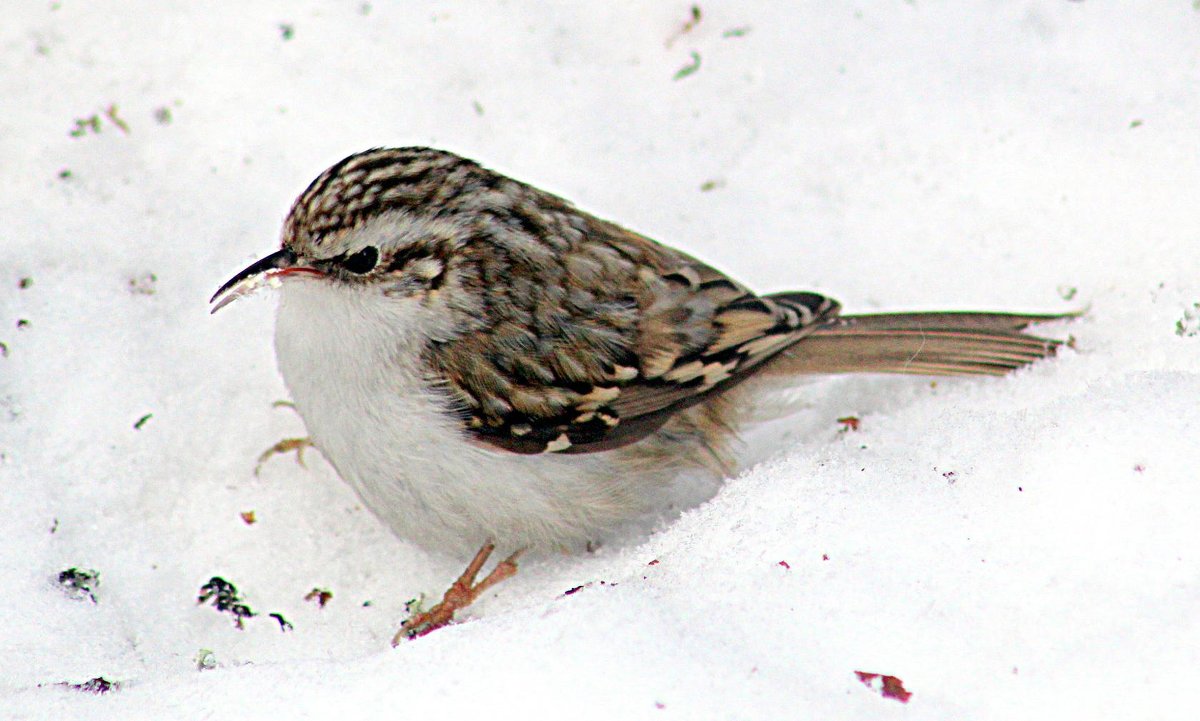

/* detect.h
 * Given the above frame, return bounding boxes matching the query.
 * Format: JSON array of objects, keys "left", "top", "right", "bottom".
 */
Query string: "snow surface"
[{"left": 2, "top": 1, "right": 1199, "bottom": 719}]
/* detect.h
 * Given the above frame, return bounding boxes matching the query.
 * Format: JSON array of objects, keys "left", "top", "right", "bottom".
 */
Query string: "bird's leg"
[
  {"left": 394, "top": 542, "right": 522, "bottom": 643},
  {"left": 254, "top": 437, "right": 314, "bottom": 476}
]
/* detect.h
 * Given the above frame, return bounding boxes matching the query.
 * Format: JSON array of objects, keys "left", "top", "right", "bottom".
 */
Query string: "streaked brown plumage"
[{"left": 212, "top": 147, "right": 1073, "bottom": 639}]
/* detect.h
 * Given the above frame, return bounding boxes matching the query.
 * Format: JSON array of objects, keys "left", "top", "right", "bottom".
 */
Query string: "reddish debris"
[
  {"left": 647, "top": 559, "right": 660, "bottom": 566},
  {"left": 777, "top": 560, "right": 790, "bottom": 570},
  {"left": 880, "top": 676, "right": 912, "bottom": 702},
  {"left": 855, "top": 671, "right": 912, "bottom": 703},
  {"left": 239, "top": 510, "right": 257, "bottom": 525},
  {"left": 837, "top": 416, "right": 861, "bottom": 431}
]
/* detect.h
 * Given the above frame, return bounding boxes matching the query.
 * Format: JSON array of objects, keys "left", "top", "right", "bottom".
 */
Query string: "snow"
[{"left": 2, "top": 1, "right": 1198, "bottom": 718}]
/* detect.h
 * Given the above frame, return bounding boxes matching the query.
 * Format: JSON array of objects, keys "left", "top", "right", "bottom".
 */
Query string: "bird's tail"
[{"left": 764, "top": 310, "right": 1076, "bottom": 378}]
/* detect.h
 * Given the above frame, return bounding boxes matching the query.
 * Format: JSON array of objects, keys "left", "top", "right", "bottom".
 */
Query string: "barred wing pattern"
[{"left": 426, "top": 225, "right": 840, "bottom": 455}]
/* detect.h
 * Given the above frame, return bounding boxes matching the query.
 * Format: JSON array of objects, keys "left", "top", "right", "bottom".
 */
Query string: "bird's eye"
[{"left": 341, "top": 246, "right": 378, "bottom": 274}]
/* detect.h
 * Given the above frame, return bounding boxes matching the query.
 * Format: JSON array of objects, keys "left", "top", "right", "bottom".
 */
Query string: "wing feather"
[{"left": 424, "top": 214, "right": 839, "bottom": 454}]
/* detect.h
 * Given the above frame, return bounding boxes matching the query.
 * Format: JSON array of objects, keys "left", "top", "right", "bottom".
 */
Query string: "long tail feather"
[{"left": 765, "top": 311, "right": 1075, "bottom": 377}]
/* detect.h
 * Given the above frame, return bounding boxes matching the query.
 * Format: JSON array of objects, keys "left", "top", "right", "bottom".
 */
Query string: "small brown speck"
[
  {"left": 304, "top": 587, "right": 333, "bottom": 608},
  {"left": 239, "top": 510, "right": 257, "bottom": 525}
]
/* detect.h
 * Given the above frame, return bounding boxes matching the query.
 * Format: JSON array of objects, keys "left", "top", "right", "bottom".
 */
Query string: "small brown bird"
[{"left": 212, "top": 147, "right": 1070, "bottom": 640}]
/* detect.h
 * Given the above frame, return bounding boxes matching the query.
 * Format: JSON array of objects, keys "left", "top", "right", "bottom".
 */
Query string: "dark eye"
[{"left": 341, "top": 246, "right": 378, "bottom": 274}]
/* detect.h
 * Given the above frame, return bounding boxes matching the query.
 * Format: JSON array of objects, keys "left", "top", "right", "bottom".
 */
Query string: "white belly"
[{"left": 273, "top": 280, "right": 656, "bottom": 553}]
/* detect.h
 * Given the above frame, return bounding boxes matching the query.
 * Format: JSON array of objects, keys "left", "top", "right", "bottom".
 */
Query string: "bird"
[{"left": 211, "top": 146, "right": 1071, "bottom": 641}]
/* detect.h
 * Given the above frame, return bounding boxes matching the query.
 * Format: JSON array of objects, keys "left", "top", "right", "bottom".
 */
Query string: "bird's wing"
[{"left": 424, "top": 224, "right": 840, "bottom": 455}]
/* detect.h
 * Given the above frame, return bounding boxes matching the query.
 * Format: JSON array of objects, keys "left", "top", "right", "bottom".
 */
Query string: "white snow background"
[{"left": 2, "top": 1, "right": 1198, "bottom": 719}]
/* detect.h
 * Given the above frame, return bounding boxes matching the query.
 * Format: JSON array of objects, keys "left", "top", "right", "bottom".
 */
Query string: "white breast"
[{"left": 273, "top": 279, "right": 663, "bottom": 553}]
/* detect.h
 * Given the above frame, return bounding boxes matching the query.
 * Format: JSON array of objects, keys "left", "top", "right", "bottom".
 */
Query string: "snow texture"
[{"left": 2, "top": 2, "right": 1198, "bottom": 719}]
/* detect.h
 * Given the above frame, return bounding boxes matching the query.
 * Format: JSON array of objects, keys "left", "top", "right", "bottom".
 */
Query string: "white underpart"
[{"left": 274, "top": 278, "right": 665, "bottom": 553}]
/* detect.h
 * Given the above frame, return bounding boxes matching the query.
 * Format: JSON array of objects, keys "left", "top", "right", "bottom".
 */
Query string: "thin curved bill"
[{"left": 210, "top": 248, "right": 324, "bottom": 314}]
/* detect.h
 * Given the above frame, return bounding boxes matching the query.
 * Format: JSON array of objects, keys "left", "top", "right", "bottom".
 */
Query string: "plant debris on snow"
[
  {"left": 854, "top": 671, "right": 912, "bottom": 703},
  {"left": 1175, "top": 303, "right": 1200, "bottom": 337},
  {"left": 673, "top": 51, "right": 701, "bottom": 81},
  {"left": 57, "top": 567, "right": 100, "bottom": 603},
  {"left": 197, "top": 577, "right": 257, "bottom": 629},
  {"left": 58, "top": 677, "right": 121, "bottom": 695},
  {"left": 665, "top": 5, "right": 702, "bottom": 48},
  {"left": 128, "top": 273, "right": 157, "bottom": 295},
  {"left": 304, "top": 587, "right": 333, "bottom": 608},
  {"left": 194, "top": 649, "right": 218, "bottom": 671},
  {"left": 197, "top": 577, "right": 294, "bottom": 632}
]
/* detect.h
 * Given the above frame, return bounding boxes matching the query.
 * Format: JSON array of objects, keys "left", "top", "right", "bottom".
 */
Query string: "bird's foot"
[
  {"left": 393, "top": 542, "right": 521, "bottom": 643},
  {"left": 254, "top": 437, "right": 313, "bottom": 476}
]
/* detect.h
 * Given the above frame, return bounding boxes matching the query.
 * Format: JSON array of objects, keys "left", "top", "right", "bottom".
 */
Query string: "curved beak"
[{"left": 210, "top": 248, "right": 323, "bottom": 314}]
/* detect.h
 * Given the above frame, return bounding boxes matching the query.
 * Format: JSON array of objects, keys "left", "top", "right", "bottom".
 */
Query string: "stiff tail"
[{"left": 766, "top": 311, "right": 1075, "bottom": 378}]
